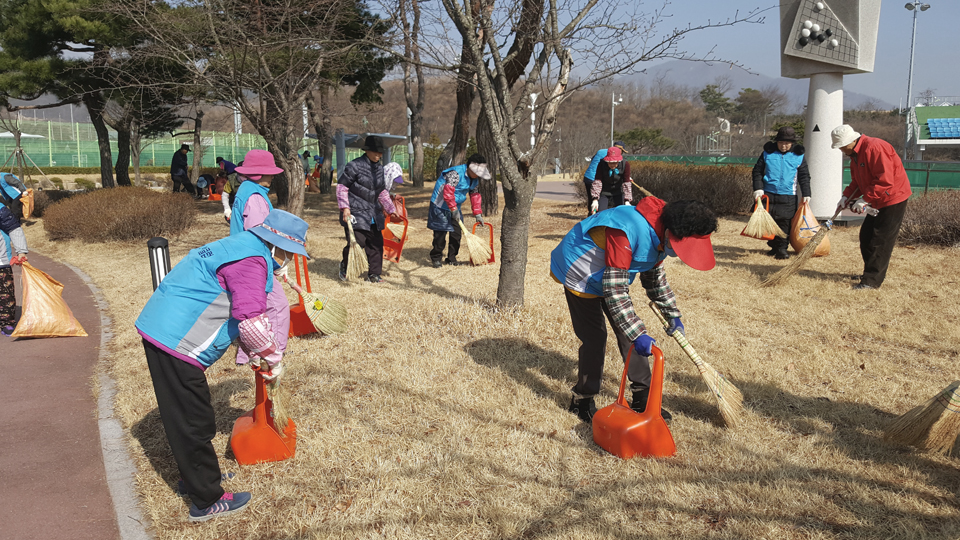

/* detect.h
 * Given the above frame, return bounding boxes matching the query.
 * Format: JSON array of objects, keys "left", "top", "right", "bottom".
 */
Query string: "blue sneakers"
[
  {"left": 188, "top": 492, "right": 251, "bottom": 522},
  {"left": 1, "top": 325, "right": 14, "bottom": 337}
]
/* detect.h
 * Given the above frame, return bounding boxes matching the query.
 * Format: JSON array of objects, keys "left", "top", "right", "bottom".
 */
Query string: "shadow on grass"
[
  {"left": 131, "top": 377, "right": 250, "bottom": 494},
  {"left": 546, "top": 211, "right": 583, "bottom": 221}
]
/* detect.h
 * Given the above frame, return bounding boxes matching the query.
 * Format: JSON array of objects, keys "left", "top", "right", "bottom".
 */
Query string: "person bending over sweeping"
[
  {"left": 135, "top": 209, "right": 310, "bottom": 522},
  {"left": 550, "top": 197, "right": 718, "bottom": 423},
  {"left": 337, "top": 136, "right": 401, "bottom": 283},
  {"left": 0, "top": 204, "right": 28, "bottom": 336},
  {"left": 831, "top": 124, "right": 912, "bottom": 291},
  {"left": 589, "top": 145, "right": 633, "bottom": 214},
  {"left": 225, "top": 150, "right": 293, "bottom": 368},
  {"left": 427, "top": 153, "right": 490, "bottom": 267},
  {"left": 582, "top": 141, "right": 627, "bottom": 216},
  {"left": 751, "top": 126, "right": 811, "bottom": 260}
]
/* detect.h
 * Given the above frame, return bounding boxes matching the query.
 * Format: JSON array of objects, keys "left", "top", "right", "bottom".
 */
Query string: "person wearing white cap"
[
  {"left": 427, "top": 153, "right": 490, "bottom": 267},
  {"left": 830, "top": 125, "right": 912, "bottom": 290}
]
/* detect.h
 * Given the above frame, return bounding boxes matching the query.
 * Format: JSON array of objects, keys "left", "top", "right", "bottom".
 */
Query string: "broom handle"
[{"left": 648, "top": 302, "right": 709, "bottom": 374}]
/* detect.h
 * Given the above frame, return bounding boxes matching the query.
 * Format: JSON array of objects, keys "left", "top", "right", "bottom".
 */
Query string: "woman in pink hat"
[
  {"left": 588, "top": 146, "right": 632, "bottom": 214},
  {"left": 226, "top": 149, "right": 291, "bottom": 368}
]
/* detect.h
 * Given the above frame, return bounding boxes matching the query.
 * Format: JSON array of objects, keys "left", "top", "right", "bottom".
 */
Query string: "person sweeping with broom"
[
  {"left": 0, "top": 203, "right": 28, "bottom": 336},
  {"left": 831, "top": 125, "right": 912, "bottom": 290},
  {"left": 751, "top": 126, "right": 811, "bottom": 260},
  {"left": 135, "top": 209, "right": 310, "bottom": 522},
  {"left": 427, "top": 153, "right": 490, "bottom": 267},
  {"left": 550, "top": 196, "right": 718, "bottom": 423},
  {"left": 337, "top": 135, "right": 401, "bottom": 283}
]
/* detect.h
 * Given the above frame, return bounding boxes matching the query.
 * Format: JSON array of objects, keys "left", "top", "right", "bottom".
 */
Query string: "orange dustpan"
[
  {"left": 383, "top": 195, "right": 408, "bottom": 263},
  {"left": 471, "top": 222, "right": 496, "bottom": 263},
  {"left": 231, "top": 368, "right": 297, "bottom": 465},
  {"left": 592, "top": 346, "right": 676, "bottom": 459},
  {"left": 288, "top": 254, "right": 317, "bottom": 338}
]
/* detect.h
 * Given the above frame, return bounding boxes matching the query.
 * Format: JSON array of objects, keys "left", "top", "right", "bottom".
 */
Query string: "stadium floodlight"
[{"left": 903, "top": 2, "right": 931, "bottom": 159}]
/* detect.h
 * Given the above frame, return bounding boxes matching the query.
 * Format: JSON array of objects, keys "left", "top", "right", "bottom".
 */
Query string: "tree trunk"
[
  {"left": 436, "top": 42, "right": 475, "bottom": 179},
  {"left": 191, "top": 110, "right": 204, "bottom": 183},
  {"left": 495, "top": 165, "right": 536, "bottom": 307},
  {"left": 114, "top": 121, "right": 132, "bottom": 186},
  {"left": 400, "top": 0, "right": 426, "bottom": 189},
  {"left": 475, "top": 108, "right": 499, "bottom": 216},
  {"left": 271, "top": 130, "right": 305, "bottom": 216},
  {"left": 131, "top": 123, "right": 142, "bottom": 186},
  {"left": 83, "top": 93, "right": 115, "bottom": 188},
  {"left": 305, "top": 91, "right": 328, "bottom": 193}
]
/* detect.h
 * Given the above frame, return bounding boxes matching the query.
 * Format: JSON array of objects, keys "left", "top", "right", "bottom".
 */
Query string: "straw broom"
[
  {"left": 345, "top": 219, "right": 368, "bottom": 281},
  {"left": 281, "top": 274, "right": 348, "bottom": 334},
  {"left": 385, "top": 221, "right": 414, "bottom": 237},
  {"left": 761, "top": 208, "right": 842, "bottom": 287},
  {"left": 884, "top": 381, "right": 960, "bottom": 456},
  {"left": 457, "top": 219, "right": 492, "bottom": 265},
  {"left": 649, "top": 303, "right": 746, "bottom": 428},
  {"left": 743, "top": 196, "right": 786, "bottom": 240},
  {"left": 259, "top": 359, "right": 290, "bottom": 434}
]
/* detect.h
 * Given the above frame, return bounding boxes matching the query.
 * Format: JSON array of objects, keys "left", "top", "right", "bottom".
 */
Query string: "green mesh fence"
[{"left": 0, "top": 118, "right": 409, "bottom": 171}]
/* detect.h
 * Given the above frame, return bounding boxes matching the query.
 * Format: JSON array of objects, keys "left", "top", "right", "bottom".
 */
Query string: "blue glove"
[
  {"left": 665, "top": 318, "right": 684, "bottom": 337},
  {"left": 634, "top": 334, "right": 656, "bottom": 357}
]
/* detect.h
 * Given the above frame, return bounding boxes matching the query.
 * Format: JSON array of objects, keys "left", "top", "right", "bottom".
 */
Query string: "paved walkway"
[{"left": 0, "top": 253, "right": 124, "bottom": 540}]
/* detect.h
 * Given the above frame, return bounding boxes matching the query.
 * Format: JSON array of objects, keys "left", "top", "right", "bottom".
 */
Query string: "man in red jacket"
[{"left": 831, "top": 125, "right": 912, "bottom": 290}]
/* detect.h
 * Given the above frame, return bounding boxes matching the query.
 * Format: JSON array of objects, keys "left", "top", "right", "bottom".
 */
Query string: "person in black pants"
[
  {"left": 751, "top": 127, "right": 811, "bottom": 260},
  {"left": 170, "top": 144, "right": 198, "bottom": 197}
]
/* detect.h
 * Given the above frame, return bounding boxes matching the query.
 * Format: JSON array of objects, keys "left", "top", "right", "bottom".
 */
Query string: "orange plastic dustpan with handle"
[
  {"left": 383, "top": 195, "right": 409, "bottom": 263},
  {"left": 471, "top": 222, "right": 496, "bottom": 263},
  {"left": 288, "top": 254, "right": 317, "bottom": 338},
  {"left": 231, "top": 369, "right": 297, "bottom": 465},
  {"left": 592, "top": 346, "right": 676, "bottom": 459}
]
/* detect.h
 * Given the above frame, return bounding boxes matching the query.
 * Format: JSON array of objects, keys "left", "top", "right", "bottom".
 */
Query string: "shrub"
[
  {"left": 632, "top": 162, "right": 753, "bottom": 217},
  {"left": 43, "top": 166, "right": 169, "bottom": 175},
  {"left": 32, "top": 190, "right": 80, "bottom": 218},
  {"left": 899, "top": 190, "right": 960, "bottom": 247},
  {"left": 43, "top": 187, "right": 197, "bottom": 242},
  {"left": 49, "top": 177, "right": 64, "bottom": 189},
  {"left": 75, "top": 178, "right": 96, "bottom": 190}
]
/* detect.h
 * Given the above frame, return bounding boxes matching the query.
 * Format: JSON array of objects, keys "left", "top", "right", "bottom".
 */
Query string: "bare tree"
[{"left": 399, "top": 0, "right": 427, "bottom": 187}]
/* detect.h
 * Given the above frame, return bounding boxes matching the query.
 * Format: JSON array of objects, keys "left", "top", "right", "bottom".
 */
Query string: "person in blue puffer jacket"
[
  {"left": 751, "top": 126, "right": 811, "bottom": 260},
  {"left": 426, "top": 153, "right": 490, "bottom": 267},
  {"left": 0, "top": 204, "right": 28, "bottom": 336},
  {"left": 135, "top": 209, "right": 309, "bottom": 523}
]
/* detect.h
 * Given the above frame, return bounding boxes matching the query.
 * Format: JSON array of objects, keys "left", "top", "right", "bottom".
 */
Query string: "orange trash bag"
[
  {"left": 21, "top": 189, "right": 35, "bottom": 220},
  {"left": 789, "top": 201, "right": 830, "bottom": 257},
  {"left": 11, "top": 262, "right": 87, "bottom": 338}
]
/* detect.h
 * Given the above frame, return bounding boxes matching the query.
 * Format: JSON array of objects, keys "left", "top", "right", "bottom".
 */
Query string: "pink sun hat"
[
  {"left": 603, "top": 146, "right": 623, "bottom": 162},
  {"left": 235, "top": 149, "right": 284, "bottom": 176}
]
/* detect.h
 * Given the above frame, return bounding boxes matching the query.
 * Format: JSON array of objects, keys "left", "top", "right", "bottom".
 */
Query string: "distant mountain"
[{"left": 623, "top": 60, "right": 894, "bottom": 112}]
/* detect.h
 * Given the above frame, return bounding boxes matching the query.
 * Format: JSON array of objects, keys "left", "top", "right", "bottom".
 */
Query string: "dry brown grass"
[{"left": 26, "top": 186, "right": 960, "bottom": 539}]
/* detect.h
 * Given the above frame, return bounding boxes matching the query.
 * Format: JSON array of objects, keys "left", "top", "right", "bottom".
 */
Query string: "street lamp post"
[
  {"left": 610, "top": 92, "right": 622, "bottom": 147},
  {"left": 529, "top": 93, "right": 538, "bottom": 149},
  {"left": 904, "top": 1, "right": 931, "bottom": 160}
]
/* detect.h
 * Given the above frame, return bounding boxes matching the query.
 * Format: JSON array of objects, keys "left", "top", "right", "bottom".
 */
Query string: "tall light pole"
[
  {"left": 529, "top": 93, "right": 538, "bottom": 149},
  {"left": 610, "top": 92, "right": 622, "bottom": 147},
  {"left": 556, "top": 126, "right": 562, "bottom": 175},
  {"left": 904, "top": 1, "right": 931, "bottom": 160}
]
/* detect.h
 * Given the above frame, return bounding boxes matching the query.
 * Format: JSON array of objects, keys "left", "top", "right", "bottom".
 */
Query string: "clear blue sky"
[{"left": 647, "top": 1, "right": 959, "bottom": 106}]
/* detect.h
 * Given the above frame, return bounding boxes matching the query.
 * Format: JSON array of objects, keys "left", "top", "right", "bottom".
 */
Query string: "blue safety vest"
[
  {"left": 0, "top": 173, "right": 24, "bottom": 203},
  {"left": 135, "top": 232, "right": 274, "bottom": 368},
  {"left": 584, "top": 149, "right": 608, "bottom": 181},
  {"left": 550, "top": 205, "right": 664, "bottom": 297},
  {"left": 761, "top": 150, "right": 804, "bottom": 195},
  {"left": 230, "top": 181, "right": 273, "bottom": 236}
]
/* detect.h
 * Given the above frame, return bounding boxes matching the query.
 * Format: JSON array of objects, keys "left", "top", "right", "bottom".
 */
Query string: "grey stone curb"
[{"left": 64, "top": 262, "right": 153, "bottom": 540}]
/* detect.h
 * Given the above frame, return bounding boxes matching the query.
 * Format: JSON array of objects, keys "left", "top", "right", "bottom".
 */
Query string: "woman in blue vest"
[
  {"left": 751, "top": 126, "right": 811, "bottom": 260},
  {"left": 550, "top": 197, "right": 717, "bottom": 423},
  {"left": 0, "top": 172, "right": 27, "bottom": 225},
  {"left": 0, "top": 204, "right": 28, "bottom": 336},
  {"left": 427, "top": 154, "right": 490, "bottom": 267},
  {"left": 136, "top": 209, "right": 309, "bottom": 522}
]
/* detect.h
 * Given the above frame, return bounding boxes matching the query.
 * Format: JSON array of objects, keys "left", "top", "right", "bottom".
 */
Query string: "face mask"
[{"left": 271, "top": 246, "right": 290, "bottom": 269}]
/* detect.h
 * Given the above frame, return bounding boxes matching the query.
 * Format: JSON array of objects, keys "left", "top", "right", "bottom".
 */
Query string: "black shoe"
[
  {"left": 338, "top": 261, "right": 347, "bottom": 281},
  {"left": 766, "top": 248, "right": 777, "bottom": 257},
  {"left": 367, "top": 274, "right": 383, "bottom": 283},
  {"left": 853, "top": 283, "right": 876, "bottom": 290},
  {"left": 431, "top": 260, "right": 442, "bottom": 268},
  {"left": 774, "top": 250, "right": 790, "bottom": 260},
  {"left": 568, "top": 396, "right": 597, "bottom": 423},
  {"left": 632, "top": 390, "right": 672, "bottom": 423},
  {"left": 444, "top": 258, "right": 460, "bottom": 267}
]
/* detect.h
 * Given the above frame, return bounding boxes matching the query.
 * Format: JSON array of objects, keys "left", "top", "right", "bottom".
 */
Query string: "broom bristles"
[
  {"left": 260, "top": 360, "right": 290, "bottom": 433},
  {"left": 743, "top": 201, "right": 786, "bottom": 239},
  {"left": 304, "top": 293, "right": 348, "bottom": 334},
  {"left": 458, "top": 220, "right": 493, "bottom": 265},
  {"left": 345, "top": 220, "right": 368, "bottom": 281},
  {"left": 884, "top": 381, "right": 960, "bottom": 455},
  {"left": 760, "top": 226, "right": 826, "bottom": 287}
]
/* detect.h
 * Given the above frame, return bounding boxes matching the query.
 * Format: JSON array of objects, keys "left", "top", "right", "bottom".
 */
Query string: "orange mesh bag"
[
  {"left": 789, "top": 201, "right": 830, "bottom": 257},
  {"left": 11, "top": 262, "right": 87, "bottom": 338}
]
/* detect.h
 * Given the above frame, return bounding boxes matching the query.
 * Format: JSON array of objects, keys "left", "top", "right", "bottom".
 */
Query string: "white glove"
[
  {"left": 837, "top": 196, "right": 849, "bottom": 210},
  {"left": 274, "top": 264, "right": 289, "bottom": 281},
  {"left": 802, "top": 196, "right": 811, "bottom": 203},
  {"left": 223, "top": 209, "right": 231, "bottom": 222},
  {"left": 851, "top": 199, "right": 869, "bottom": 214},
  {"left": 259, "top": 362, "right": 283, "bottom": 382},
  {"left": 753, "top": 190, "right": 764, "bottom": 199},
  {"left": 590, "top": 200, "right": 599, "bottom": 214},
  {"left": 621, "top": 201, "right": 632, "bottom": 206}
]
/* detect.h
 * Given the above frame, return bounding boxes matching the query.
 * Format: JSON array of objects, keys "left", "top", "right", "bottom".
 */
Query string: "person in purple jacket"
[{"left": 135, "top": 209, "right": 309, "bottom": 522}]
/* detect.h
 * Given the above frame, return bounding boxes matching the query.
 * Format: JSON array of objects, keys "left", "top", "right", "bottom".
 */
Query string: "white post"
[
  {"left": 233, "top": 107, "right": 242, "bottom": 149},
  {"left": 904, "top": 4, "right": 920, "bottom": 160},
  {"left": 407, "top": 107, "right": 414, "bottom": 162},
  {"left": 806, "top": 72, "right": 844, "bottom": 220},
  {"left": 610, "top": 93, "right": 622, "bottom": 147},
  {"left": 529, "top": 94, "right": 538, "bottom": 149},
  {"left": 302, "top": 103, "right": 309, "bottom": 137}
]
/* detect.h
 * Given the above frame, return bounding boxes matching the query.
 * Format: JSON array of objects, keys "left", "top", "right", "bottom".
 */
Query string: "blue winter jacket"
[
  {"left": 427, "top": 164, "right": 478, "bottom": 232},
  {"left": 752, "top": 142, "right": 811, "bottom": 197}
]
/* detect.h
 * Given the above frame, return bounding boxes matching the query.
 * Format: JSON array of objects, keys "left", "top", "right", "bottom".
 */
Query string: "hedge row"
[
  {"left": 899, "top": 190, "right": 960, "bottom": 247},
  {"left": 43, "top": 187, "right": 196, "bottom": 242},
  {"left": 19, "top": 166, "right": 171, "bottom": 175}
]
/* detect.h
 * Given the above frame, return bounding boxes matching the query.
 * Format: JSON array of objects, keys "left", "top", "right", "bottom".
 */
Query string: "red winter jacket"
[{"left": 842, "top": 135, "right": 912, "bottom": 209}]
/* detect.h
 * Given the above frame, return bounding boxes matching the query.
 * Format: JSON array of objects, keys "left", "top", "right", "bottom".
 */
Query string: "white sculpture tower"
[{"left": 780, "top": 0, "right": 881, "bottom": 218}]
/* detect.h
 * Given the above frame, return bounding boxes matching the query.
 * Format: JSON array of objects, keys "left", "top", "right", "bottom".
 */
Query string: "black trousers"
[
  {"left": 764, "top": 193, "right": 798, "bottom": 252},
  {"left": 143, "top": 340, "right": 224, "bottom": 510},
  {"left": 430, "top": 228, "right": 462, "bottom": 263},
  {"left": 172, "top": 174, "right": 197, "bottom": 195},
  {"left": 597, "top": 190, "right": 624, "bottom": 212},
  {"left": 859, "top": 199, "right": 908, "bottom": 288},
  {"left": 564, "top": 289, "right": 651, "bottom": 397},
  {"left": 342, "top": 225, "right": 384, "bottom": 277}
]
